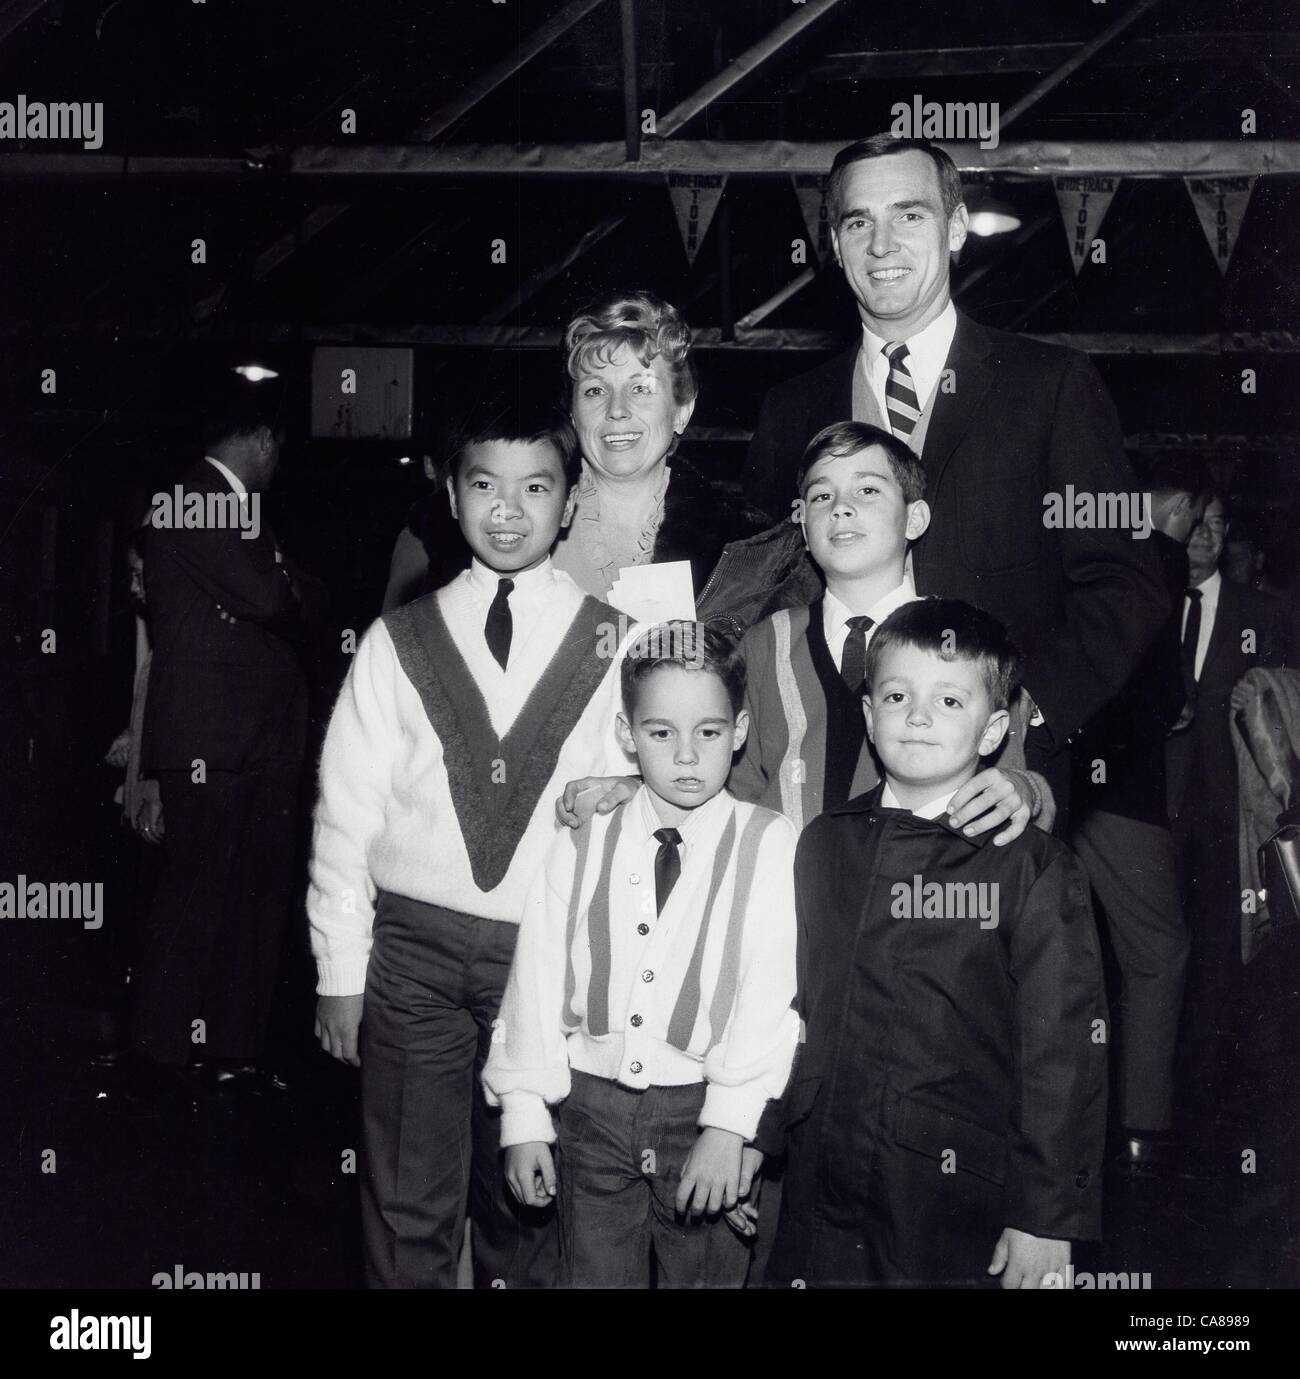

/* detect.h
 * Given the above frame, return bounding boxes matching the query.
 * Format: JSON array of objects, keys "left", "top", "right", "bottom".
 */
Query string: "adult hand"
[
  {"left": 947, "top": 767, "right": 1032, "bottom": 846},
  {"left": 133, "top": 791, "right": 165, "bottom": 844},
  {"left": 315, "top": 993, "right": 364, "bottom": 1066}
]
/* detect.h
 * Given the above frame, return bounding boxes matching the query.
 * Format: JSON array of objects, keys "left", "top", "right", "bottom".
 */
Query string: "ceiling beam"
[
  {"left": 4, "top": 140, "right": 1294, "bottom": 180},
  {"left": 810, "top": 34, "right": 1296, "bottom": 82},
  {"left": 656, "top": 0, "right": 847, "bottom": 138},
  {"left": 1000, "top": 0, "right": 1168, "bottom": 133}
]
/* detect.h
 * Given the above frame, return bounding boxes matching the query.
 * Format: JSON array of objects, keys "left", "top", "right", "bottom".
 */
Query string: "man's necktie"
[
  {"left": 882, "top": 341, "right": 920, "bottom": 439},
  {"left": 653, "top": 827, "right": 682, "bottom": 916},
  {"left": 840, "top": 615, "right": 875, "bottom": 695},
  {"left": 1180, "top": 587, "right": 1203, "bottom": 711},
  {"left": 485, "top": 578, "right": 514, "bottom": 669}
]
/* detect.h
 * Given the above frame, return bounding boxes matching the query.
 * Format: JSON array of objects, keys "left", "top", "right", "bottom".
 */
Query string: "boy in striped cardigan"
[{"left": 483, "top": 621, "right": 799, "bottom": 1287}]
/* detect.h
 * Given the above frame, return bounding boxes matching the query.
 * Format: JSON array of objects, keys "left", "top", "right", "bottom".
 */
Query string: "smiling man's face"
[{"left": 831, "top": 150, "right": 967, "bottom": 340}]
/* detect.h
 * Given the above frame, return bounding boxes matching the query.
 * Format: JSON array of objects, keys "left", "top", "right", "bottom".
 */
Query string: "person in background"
[
  {"left": 1069, "top": 456, "right": 1208, "bottom": 1177},
  {"left": 131, "top": 375, "right": 308, "bottom": 1102},
  {"left": 1167, "top": 492, "right": 1289, "bottom": 1140}
]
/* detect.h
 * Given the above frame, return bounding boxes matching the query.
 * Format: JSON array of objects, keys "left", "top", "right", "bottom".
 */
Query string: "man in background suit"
[
  {"left": 742, "top": 135, "right": 1169, "bottom": 816},
  {"left": 131, "top": 378, "right": 308, "bottom": 1097},
  {"left": 1070, "top": 457, "right": 1208, "bottom": 1175},
  {"left": 1167, "top": 494, "right": 1289, "bottom": 1123}
]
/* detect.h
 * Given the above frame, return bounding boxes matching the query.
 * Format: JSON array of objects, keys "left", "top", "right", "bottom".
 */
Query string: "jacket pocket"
[{"left": 894, "top": 1094, "right": 1007, "bottom": 1185}]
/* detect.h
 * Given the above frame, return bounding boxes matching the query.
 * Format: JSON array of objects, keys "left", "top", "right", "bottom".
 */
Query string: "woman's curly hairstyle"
[{"left": 563, "top": 290, "right": 698, "bottom": 408}]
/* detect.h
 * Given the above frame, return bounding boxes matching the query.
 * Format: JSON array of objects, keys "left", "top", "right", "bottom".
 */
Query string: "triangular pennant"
[
  {"left": 1053, "top": 176, "right": 1119, "bottom": 276},
  {"left": 667, "top": 173, "right": 727, "bottom": 266},
  {"left": 1184, "top": 176, "right": 1256, "bottom": 275},
  {"left": 792, "top": 173, "right": 833, "bottom": 264}
]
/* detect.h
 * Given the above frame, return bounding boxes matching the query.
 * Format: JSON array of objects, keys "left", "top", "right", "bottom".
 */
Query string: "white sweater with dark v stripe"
[{"left": 483, "top": 785, "right": 800, "bottom": 1145}]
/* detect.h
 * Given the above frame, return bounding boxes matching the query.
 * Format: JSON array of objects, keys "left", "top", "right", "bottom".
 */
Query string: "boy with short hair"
[
  {"left": 732, "top": 420, "right": 1037, "bottom": 838},
  {"left": 766, "top": 598, "right": 1106, "bottom": 1288},
  {"left": 484, "top": 621, "right": 799, "bottom": 1288},
  {"left": 308, "top": 397, "right": 634, "bottom": 1289}
]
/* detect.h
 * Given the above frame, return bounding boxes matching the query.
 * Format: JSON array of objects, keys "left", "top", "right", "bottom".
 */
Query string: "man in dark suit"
[
  {"left": 741, "top": 135, "right": 1169, "bottom": 812},
  {"left": 1070, "top": 457, "right": 1208, "bottom": 1175},
  {"left": 1166, "top": 494, "right": 1289, "bottom": 1123},
  {"left": 131, "top": 379, "right": 308, "bottom": 1096}
]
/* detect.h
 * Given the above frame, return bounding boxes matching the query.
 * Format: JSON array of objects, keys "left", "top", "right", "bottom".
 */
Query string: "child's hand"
[
  {"left": 676, "top": 1127, "right": 744, "bottom": 1218},
  {"left": 314, "top": 993, "right": 364, "bottom": 1066},
  {"left": 505, "top": 1142, "right": 557, "bottom": 1208},
  {"left": 556, "top": 776, "right": 639, "bottom": 829},
  {"left": 723, "top": 1146, "right": 765, "bottom": 1238},
  {"left": 987, "top": 1227, "right": 1069, "bottom": 1288},
  {"left": 947, "top": 767, "right": 1030, "bottom": 845}
]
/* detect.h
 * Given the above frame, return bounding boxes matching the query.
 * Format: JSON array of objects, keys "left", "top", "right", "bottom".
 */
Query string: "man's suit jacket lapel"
[{"left": 919, "top": 313, "right": 995, "bottom": 492}]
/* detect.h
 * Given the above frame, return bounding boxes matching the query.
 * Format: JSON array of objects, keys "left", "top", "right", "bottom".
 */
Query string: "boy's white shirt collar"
[
  {"left": 880, "top": 782, "right": 953, "bottom": 820},
  {"left": 467, "top": 555, "right": 556, "bottom": 603},
  {"left": 822, "top": 575, "right": 918, "bottom": 671},
  {"left": 631, "top": 780, "right": 733, "bottom": 849},
  {"left": 204, "top": 455, "right": 248, "bottom": 499},
  {"left": 861, "top": 299, "right": 957, "bottom": 411}
]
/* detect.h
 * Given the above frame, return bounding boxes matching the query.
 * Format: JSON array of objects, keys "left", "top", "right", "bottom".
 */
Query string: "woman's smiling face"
[{"left": 570, "top": 344, "right": 695, "bottom": 481}]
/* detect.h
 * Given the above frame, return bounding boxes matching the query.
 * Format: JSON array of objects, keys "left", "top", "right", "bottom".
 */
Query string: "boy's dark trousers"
[
  {"left": 360, "top": 892, "right": 558, "bottom": 1289},
  {"left": 556, "top": 1070, "right": 752, "bottom": 1288}
]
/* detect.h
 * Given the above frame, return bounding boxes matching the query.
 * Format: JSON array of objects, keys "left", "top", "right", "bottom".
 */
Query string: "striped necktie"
[{"left": 882, "top": 341, "right": 920, "bottom": 439}]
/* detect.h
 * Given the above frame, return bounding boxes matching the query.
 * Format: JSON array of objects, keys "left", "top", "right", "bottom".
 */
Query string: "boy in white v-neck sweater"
[{"left": 307, "top": 401, "right": 635, "bottom": 1289}]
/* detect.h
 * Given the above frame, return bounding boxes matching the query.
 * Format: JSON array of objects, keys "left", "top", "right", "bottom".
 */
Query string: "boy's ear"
[
  {"left": 615, "top": 711, "right": 635, "bottom": 754},
  {"left": 978, "top": 707, "right": 1010, "bottom": 759},
  {"left": 862, "top": 695, "right": 875, "bottom": 743},
  {"left": 731, "top": 708, "right": 750, "bottom": 754},
  {"left": 905, "top": 498, "right": 931, "bottom": 542},
  {"left": 560, "top": 481, "right": 579, "bottom": 529},
  {"left": 445, "top": 476, "right": 459, "bottom": 520}
]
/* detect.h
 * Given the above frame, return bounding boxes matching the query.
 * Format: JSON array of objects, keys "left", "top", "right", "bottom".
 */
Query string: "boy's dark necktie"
[
  {"left": 1180, "top": 587, "right": 1202, "bottom": 711},
  {"left": 882, "top": 341, "right": 920, "bottom": 438},
  {"left": 485, "top": 577, "right": 514, "bottom": 669},
  {"left": 653, "top": 827, "right": 682, "bottom": 916},
  {"left": 840, "top": 615, "right": 875, "bottom": 694}
]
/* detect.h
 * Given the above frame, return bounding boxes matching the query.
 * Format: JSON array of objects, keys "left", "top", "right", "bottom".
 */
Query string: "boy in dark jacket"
[{"left": 766, "top": 598, "right": 1106, "bottom": 1288}]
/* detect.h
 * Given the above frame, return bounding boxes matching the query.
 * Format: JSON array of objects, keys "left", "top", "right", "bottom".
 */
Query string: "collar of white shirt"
[
  {"left": 632, "top": 781, "right": 733, "bottom": 853},
  {"left": 880, "top": 782, "right": 953, "bottom": 820},
  {"left": 1191, "top": 568, "right": 1222, "bottom": 611},
  {"left": 203, "top": 455, "right": 248, "bottom": 499},
  {"left": 466, "top": 556, "right": 557, "bottom": 608},
  {"left": 822, "top": 577, "right": 919, "bottom": 670},
  {"left": 862, "top": 299, "right": 958, "bottom": 411}
]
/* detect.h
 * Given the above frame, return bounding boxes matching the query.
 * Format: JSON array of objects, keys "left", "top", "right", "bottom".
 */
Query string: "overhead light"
[
  {"left": 966, "top": 198, "right": 1021, "bottom": 238},
  {"left": 396, "top": 455, "right": 412, "bottom": 465},
  {"left": 233, "top": 364, "right": 279, "bottom": 382}
]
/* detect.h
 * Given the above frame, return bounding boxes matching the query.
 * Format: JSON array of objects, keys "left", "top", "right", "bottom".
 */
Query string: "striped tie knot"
[{"left": 882, "top": 340, "right": 920, "bottom": 439}]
